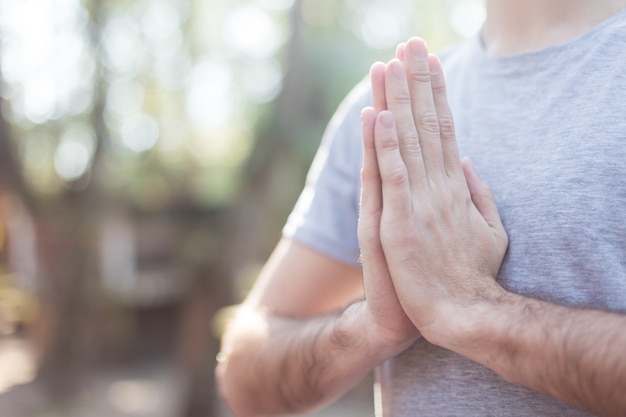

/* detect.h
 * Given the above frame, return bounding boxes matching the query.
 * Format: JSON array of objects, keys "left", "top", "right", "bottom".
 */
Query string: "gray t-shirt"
[{"left": 284, "top": 9, "right": 626, "bottom": 417}]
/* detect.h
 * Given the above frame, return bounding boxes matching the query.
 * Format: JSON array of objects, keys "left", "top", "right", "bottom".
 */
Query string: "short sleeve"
[{"left": 283, "top": 78, "right": 372, "bottom": 267}]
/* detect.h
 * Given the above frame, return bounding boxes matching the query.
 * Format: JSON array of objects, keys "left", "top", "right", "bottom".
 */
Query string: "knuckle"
[
  {"left": 381, "top": 219, "right": 412, "bottom": 245},
  {"left": 418, "top": 113, "right": 440, "bottom": 134},
  {"left": 404, "top": 141, "right": 423, "bottom": 160},
  {"left": 391, "top": 92, "right": 412, "bottom": 107},
  {"left": 358, "top": 221, "right": 379, "bottom": 244},
  {"left": 419, "top": 209, "right": 439, "bottom": 231},
  {"left": 409, "top": 69, "right": 432, "bottom": 84},
  {"left": 397, "top": 127, "right": 420, "bottom": 145},
  {"left": 378, "top": 133, "right": 400, "bottom": 151},
  {"left": 450, "top": 178, "right": 470, "bottom": 199},
  {"left": 396, "top": 129, "right": 423, "bottom": 158},
  {"left": 438, "top": 116, "right": 456, "bottom": 137},
  {"left": 433, "top": 188, "right": 453, "bottom": 212},
  {"left": 431, "top": 79, "right": 446, "bottom": 94},
  {"left": 384, "top": 166, "right": 409, "bottom": 187}
]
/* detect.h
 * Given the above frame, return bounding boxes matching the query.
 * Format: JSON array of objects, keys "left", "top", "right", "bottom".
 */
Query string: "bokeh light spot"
[
  {"left": 54, "top": 141, "right": 91, "bottom": 181},
  {"left": 108, "top": 379, "right": 160, "bottom": 414},
  {"left": 120, "top": 113, "right": 160, "bottom": 153},
  {"left": 450, "top": 1, "right": 486, "bottom": 38},
  {"left": 256, "top": 0, "right": 295, "bottom": 11},
  {"left": 185, "top": 59, "right": 238, "bottom": 133},
  {"left": 357, "top": 1, "right": 414, "bottom": 50},
  {"left": 242, "top": 59, "right": 283, "bottom": 103},
  {"left": 222, "top": 6, "right": 283, "bottom": 58}
]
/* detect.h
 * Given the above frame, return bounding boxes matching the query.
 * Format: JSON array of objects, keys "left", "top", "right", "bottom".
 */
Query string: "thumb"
[{"left": 461, "top": 158, "right": 504, "bottom": 232}]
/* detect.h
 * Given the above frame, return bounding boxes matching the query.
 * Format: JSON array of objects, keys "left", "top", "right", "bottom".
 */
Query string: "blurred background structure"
[{"left": 0, "top": 0, "right": 484, "bottom": 415}]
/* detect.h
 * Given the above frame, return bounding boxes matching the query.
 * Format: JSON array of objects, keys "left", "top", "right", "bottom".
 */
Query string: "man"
[{"left": 217, "top": 0, "right": 626, "bottom": 415}]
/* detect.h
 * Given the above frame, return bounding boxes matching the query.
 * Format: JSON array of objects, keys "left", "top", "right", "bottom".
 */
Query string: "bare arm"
[
  {"left": 217, "top": 57, "right": 424, "bottom": 416},
  {"left": 216, "top": 237, "right": 417, "bottom": 416},
  {"left": 217, "top": 238, "right": 369, "bottom": 416},
  {"left": 365, "top": 37, "right": 626, "bottom": 416},
  {"left": 444, "top": 292, "right": 626, "bottom": 417}
]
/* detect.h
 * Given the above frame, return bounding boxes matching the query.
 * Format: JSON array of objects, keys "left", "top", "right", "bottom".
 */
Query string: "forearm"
[
  {"left": 442, "top": 291, "right": 626, "bottom": 417},
  {"left": 217, "top": 301, "right": 389, "bottom": 417}
]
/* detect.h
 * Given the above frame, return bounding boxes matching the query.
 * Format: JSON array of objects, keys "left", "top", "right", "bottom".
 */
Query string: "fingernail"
[
  {"left": 390, "top": 60, "right": 404, "bottom": 80},
  {"left": 380, "top": 111, "right": 394, "bottom": 128},
  {"left": 361, "top": 107, "right": 375, "bottom": 124},
  {"left": 409, "top": 38, "right": 428, "bottom": 59}
]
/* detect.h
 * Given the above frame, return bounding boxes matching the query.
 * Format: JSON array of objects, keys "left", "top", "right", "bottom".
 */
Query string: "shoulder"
[
  {"left": 323, "top": 76, "right": 373, "bottom": 146},
  {"left": 311, "top": 76, "right": 372, "bottom": 179}
]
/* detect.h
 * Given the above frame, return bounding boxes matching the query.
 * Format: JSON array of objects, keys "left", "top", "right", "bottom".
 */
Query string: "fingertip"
[
  {"left": 370, "top": 61, "right": 386, "bottom": 76},
  {"left": 396, "top": 43, "right": 406, "bottom": 61},
  {"left": 361, "top": 106, "right": 376, "bottom": 118},
  {"left": 467, "top": 158, "right": 480, "bottom": 177},
  {"left": 378, "top": 110, "right": 395, "bottom": 129},
  {"left": 361, "top": 106, "right": 377, "bottom": 127},
  {"left": 428, "top": 54, "right": 442, "bottom": 73},
  {"left": 428, "top": 54, "right": 447, "bottom": 92},
  {"left": 462, "top": 158, "right": 489, "bottom": 193},
  {"left": 461, "top": 157, "right": 475, "bottom": 177},
  {"left": 406, "top": 37, "right": 429, "bottom": 59},
  {"left": 386, "top": 59, "right": 405, "bottom": 80},
  {"left": 370, "top": 62, "right": 387, "bottom": 112}
]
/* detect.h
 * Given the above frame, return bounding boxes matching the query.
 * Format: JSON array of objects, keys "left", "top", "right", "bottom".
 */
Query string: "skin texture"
[
  {"left": 365, "top": 37, "right": 626, "bottom": 417},
  {"left": 217, "top": 238, "right": 418, "bottom": 417},
  {"left": 483, "top": 0, "right": 626, "bottom": 55},
  {"left": 217, "top": 3, "right": 626, "bottom": 415},
  {"left": 364, "top": 38, "right": 508, "bottom": 340}
]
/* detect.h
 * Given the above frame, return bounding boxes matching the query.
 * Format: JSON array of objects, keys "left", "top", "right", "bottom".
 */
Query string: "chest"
[{"left": 449, "top": 72, "right": 626, "bottom": 308}]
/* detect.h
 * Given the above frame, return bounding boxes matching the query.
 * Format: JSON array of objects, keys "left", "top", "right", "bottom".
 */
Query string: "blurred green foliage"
[
  {"left": 0, "top": 0, "right": 486, "bottom": 411},
  {"left": 1, "top": 0, "right": 483, "bottom": 213}
]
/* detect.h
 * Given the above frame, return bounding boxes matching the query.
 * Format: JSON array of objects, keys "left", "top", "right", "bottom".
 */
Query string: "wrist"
[
  {"left": 340, "top": 301, "right": 418, "bottom": 363},
  {"left": 424, "top": 280, "right": 512, "bottom": 352}
]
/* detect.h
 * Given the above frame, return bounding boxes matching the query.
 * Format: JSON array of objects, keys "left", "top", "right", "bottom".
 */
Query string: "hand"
[
  {"left": 370, "top": 38, "right": 509, "bottom": 345},
  {"left": 357, "top": 66, "right": 419, "bottom": 357}
]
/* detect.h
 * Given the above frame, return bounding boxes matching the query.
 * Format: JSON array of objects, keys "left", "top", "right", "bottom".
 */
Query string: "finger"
[
  {"left": 429, "top": 54, "right": 463, "bottom": 181},
  {"left": 375, "top": 111, "right": 413, "bottom": 215},
  {"left": 384, "top": 59, "right": 427, "bottom": 189},
  {"left": 461, "top": 158, "right": 505, "bottom": 234},
  {"left": 360, "top": 107, "right": 382, "bottom": 216},
  {"left": 358, "top": 106, "right": 388, "bottom": 276},
  {"left": 370, "top": 62, "right": 387, "bottom": 112},
  {"left": 405, "top": 37, "right": 445, "bottom": 183},
  {"left": 396, "top": 43, "right": 406, "bottom": 61}
]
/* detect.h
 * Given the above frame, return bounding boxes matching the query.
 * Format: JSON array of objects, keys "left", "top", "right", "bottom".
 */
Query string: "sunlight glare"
[
  {"left": 141, "top": 2, "right": 181, "bottom": 42},
  {"left": 54, "top": 140, "right": 91, "bottom": 182},
  {"left": 0, "top": 340, "right": 36, "bottom": 394},
  {"left": 0, "top": 0, "right": 91, "bottom": 123},
  {"left": 223, "top": 6, "right": 283, "bottom": 58},
  {"left": 359, "top": 1, "right": 413, "bottom": 49},
  {"left": 449, "top": 0, "right": 486, "bottom": 38},
  {"left": 120, "top": 113, "right": 160, "bottom": 153},
  {"left": 53, "top": 123, "right": 96, "bottom": 181},
  {"left": 242, "top": 59, "right": 283, "bottom": 103},
  {"left": 108, "top": 379, "right": 160, "bottom": 414},
  {"left": 256, "top": 0, "right": 295, "bottom": 11},
  {"left": 106, "top": 81, "right": 145, "bottom": 118},
  {"left": 185, "top": 59, "right": 238, "bottom": 133},
  {"left": 102, "top": 15, "right": 145, "bottom": 76}
]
